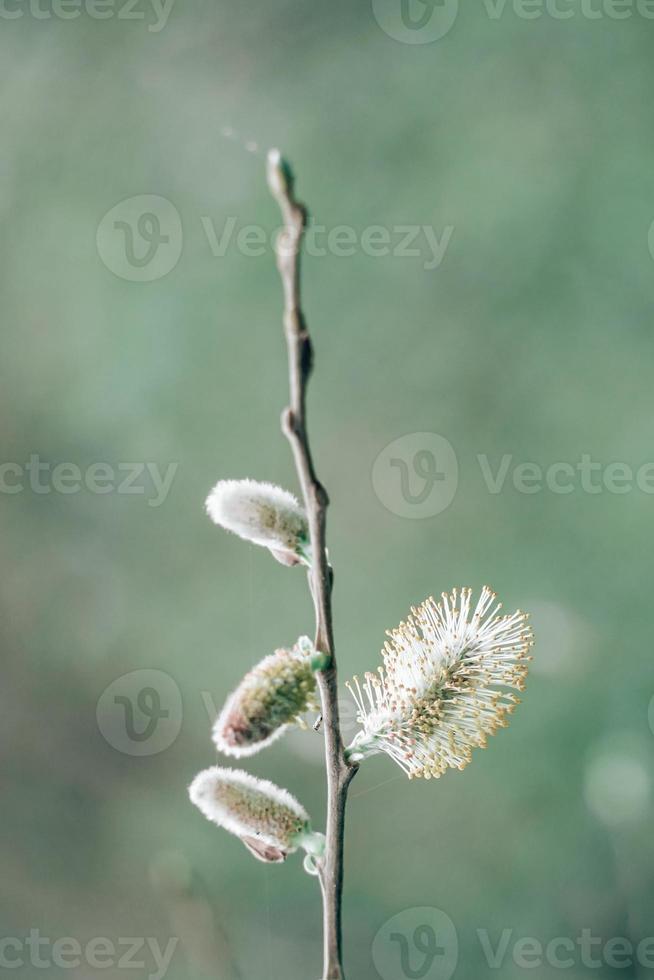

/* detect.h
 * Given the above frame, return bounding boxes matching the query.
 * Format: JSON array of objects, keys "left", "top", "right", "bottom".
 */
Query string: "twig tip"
[{"left": 267, "top": 147, "right": 294, "bottom": 200}]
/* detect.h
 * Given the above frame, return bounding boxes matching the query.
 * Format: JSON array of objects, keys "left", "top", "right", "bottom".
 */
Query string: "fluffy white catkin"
[
  {"left": 213, "top": 637, "right": 320, "bottom": 757},
  {"left": 189, "top": 767, "right": 323, "bottom": 863},
  {"left": 205, "top": 479, "right": 310, "bottom": 565}
]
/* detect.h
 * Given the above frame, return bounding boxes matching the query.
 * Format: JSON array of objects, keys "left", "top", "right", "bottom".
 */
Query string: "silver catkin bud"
[
  {"left": 188, "top": 767, "right": 323, "bottom": 864},
  {"left": 205, "top": 479, "right": 310, "bottom": 566},
  {"left": 213, "top": 636, "right": 324, "bottom": 757}
]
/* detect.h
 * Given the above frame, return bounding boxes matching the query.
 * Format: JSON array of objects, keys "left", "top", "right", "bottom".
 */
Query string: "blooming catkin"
[
  {"left": 188, "top": 767, "right": 322, "bottom": 863},
  {"left": 213, "top": 637, "right": 321, "bottom": 757},
  {"left": 346, "top": 586, "right": 533, "bottom": 780},
  {"left": 205, "top": 479, "right": 310, "bottom": 566}
]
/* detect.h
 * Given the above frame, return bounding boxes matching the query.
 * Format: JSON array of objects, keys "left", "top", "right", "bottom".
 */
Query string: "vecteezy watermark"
[
  {"left": 372, "top": 433, "right": 459, "bottom": 519},
  {"left": 373, "top": 907, "right": 459, "bottom": 980},
  {"left": 0, "top": 456, "right": 178, "bottom": 507},
  {"left": 372, "top": 0, "right": 654, "bottom": 44},
  {"left": 480, "top": 0, "right": 654, "bottom": 21},
  {"left": 202, "top": 217, "right": 454, "bottom": 271},
  {"left": 97, "top": 676, "right": 354, "bottom": 758},
  {"left": 96, "top": 195, "right": 455, "bottom": 282},
  {"left": 477, "top": 453, "right": 654, "bottom": 496},
  {"left": 97, "top": 670, "right": 184, "bottom": 756},
  {"left": 97, "top": 196, "right": 183, "bottom": 282},
  {"left": 372, "top": 0, "right": 460, "bottom": 43},
  {"left": 477, "top": 928, "right": 654, "bottom": 970},
  {"left": 0, "top": 0, "right": 175, "bottom": 30},
  {"left": 372, "top": 434, "right": 654, "bottom": 518},
  {"left": 0, "top": 932, "right": 178, "bottom": 980},
  {"left": 373, "top": 908, "right": 654, "bottom": 978}
]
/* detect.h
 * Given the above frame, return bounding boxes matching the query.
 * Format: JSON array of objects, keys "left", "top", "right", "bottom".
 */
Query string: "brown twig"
[{"left": 267, "top": 149, "right": 358, "bottom": 980}]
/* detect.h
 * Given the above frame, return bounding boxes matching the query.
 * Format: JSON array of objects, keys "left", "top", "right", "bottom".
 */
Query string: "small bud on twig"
[
  {"left": 205, "top": 478, "right": 311, "bottom": 566},
  {"left": 189, "top": 767, "right": 323, "bottom": 864},
  {"left": 213, "top": 636, "right": 321, "bottom": 757}
]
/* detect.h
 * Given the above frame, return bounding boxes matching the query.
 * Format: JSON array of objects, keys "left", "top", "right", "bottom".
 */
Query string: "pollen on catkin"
[
  {"left": 188, "top": 767, "right": 321, "bottom": 863},
  {"left": 213, "top": 636, "right": 321, "bottom": 757},
  {"left": 205, "top": 479, "right": 310, "bottom": 565},
  {"left": 345, "top": 586, "right": 533, "bottom": 780}
]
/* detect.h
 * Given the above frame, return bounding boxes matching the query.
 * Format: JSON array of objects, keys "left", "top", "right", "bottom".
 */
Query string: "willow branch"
[{"left": 267, "top": 149, "right": 358, "bottom": 980}]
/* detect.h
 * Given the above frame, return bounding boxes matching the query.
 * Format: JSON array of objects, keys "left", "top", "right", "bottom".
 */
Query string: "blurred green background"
[{"left": 2, "top": 2, "right": 654, "bottom": 978}]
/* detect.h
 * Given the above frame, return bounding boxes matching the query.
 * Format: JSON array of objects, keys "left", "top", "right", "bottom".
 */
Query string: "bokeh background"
[{"left": 2, "top": 2, "right": 654, "bottom": 978}]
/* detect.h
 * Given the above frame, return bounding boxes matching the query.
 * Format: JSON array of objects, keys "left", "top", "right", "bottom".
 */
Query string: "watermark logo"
[
  {"left": 0, "top": 456, "right": 178, "bottom": 507},
  {"left": 482, "top": 0, "right": 654, "bottom": 21},
  {"left": 0, "top": 0, "right": 175, "bottom": 29},
  {"left": 0, "top": 932, "right": 178, "bottom": 980},
  {"left": 477, "top": 927, "right": 654, "bottom": 970},
  {"left": 97, "top": 196, "right": 182, "bottom": 282},
  {"left": 97, "top": 670, "right": 183, "bottom": 756},
  {"left": 373, "top": 0, "right": 654, "bottom": 38},
  {"left": 202, "top": 217, "right": 454, "bottom": 270},
  {"left": 372, "top": 0, "right": 459, "bottom": 42},
  {"left": 375, "top": 908, "right": 654, "bottom": 975},
  {"left": 97, "top": 204, "right": 454, "bottom": 277},
  {"left": 372, "top": 435, "right": 654, "bottom": 519},
  {"left": 372, "top": 433, "right": 459, "bottom": 519},
  {"left": 373, "top": 907, "right": 459, "bottom": 980}
]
